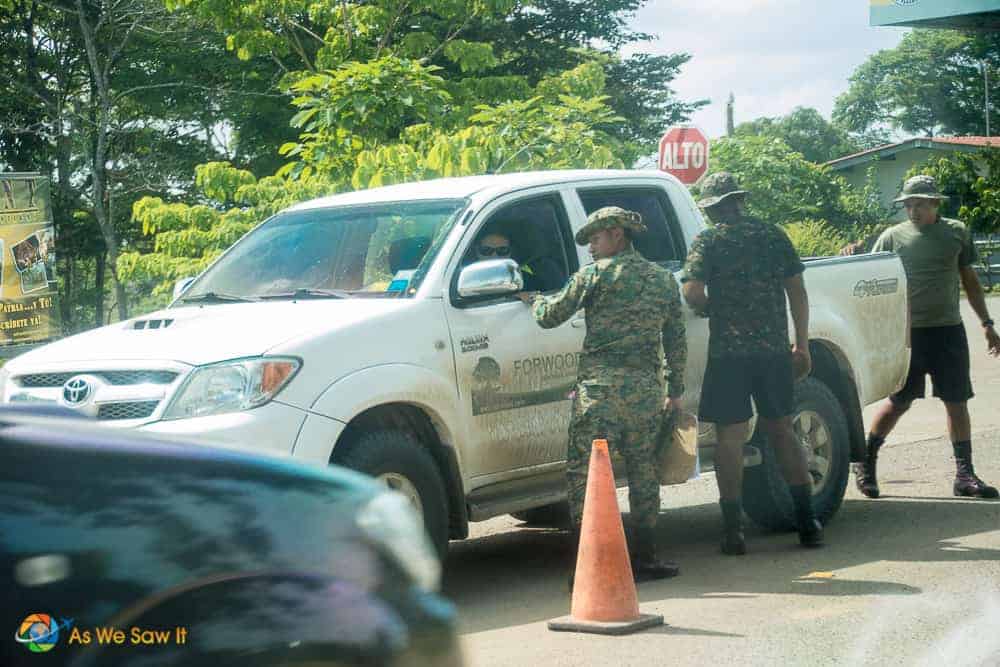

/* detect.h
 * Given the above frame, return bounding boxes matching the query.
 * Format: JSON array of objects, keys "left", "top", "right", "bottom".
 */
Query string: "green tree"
[
  {"left": 734, "top": 107, "right": 858, "bottom": 164},
  {"left": 118, "top": 1, "right": 705, "bottom": 305},
  {"left": 834, "top": 29, "right": 1000, "bottom": 139},
  {"left": 699, "top": 136, "right": 849, "bottom": 228},
  {"left": 907, "top": 149, "right": 1000, "bottom": 233}
]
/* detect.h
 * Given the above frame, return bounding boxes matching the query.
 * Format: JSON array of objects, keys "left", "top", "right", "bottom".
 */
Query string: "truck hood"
[{"left": 8, "top": 299, "right": 413, "bottom": 369}]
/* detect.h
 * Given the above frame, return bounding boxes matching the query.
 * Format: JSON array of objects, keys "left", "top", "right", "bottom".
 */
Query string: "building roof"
[
  {"left": 871, "top": 0, "right": 1000, "bottom": 30},
  {"left": 826, "top": 137, "right": 1000, "bottom": 171}
]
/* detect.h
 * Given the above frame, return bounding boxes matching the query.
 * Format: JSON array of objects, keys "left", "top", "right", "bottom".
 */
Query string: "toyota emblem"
[{"left": 62, "top": 377, "right": 92, "bottom": 405}]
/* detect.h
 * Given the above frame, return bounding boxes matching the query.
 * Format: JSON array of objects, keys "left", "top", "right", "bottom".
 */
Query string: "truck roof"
[{"left": 286, "top": 169, "right": 680, "bottom": 211}]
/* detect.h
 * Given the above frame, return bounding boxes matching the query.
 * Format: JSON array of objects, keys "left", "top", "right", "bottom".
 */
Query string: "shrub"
[{"left": 783, "top": 219, "right": 848, "bottom": 258}]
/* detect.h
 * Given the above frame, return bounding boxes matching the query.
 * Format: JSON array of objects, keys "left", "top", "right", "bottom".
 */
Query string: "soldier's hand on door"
[{"left": 516, "top": 291, "right": 539, "bottom": 305}]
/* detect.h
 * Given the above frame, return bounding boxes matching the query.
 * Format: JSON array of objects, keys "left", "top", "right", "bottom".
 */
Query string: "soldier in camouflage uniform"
[
  {"left": 682, "top": 172, "right": 824, "bottom": 555},
  {"left": 518, "top": 206, "right": 687, "bottom": 582}
]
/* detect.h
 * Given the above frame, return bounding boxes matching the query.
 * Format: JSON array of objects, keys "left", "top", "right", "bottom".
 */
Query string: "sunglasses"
[{"left": 478, "top": 245, "right": 511, "bottom": 257}]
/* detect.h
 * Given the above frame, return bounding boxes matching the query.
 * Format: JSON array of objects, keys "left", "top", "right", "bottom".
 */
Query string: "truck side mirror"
[
  {"left": 457, "top": 259, "right": 523, "bottom": 299},
  {"left": 172, "top": 277, "right": 195, "bottom": 301}
]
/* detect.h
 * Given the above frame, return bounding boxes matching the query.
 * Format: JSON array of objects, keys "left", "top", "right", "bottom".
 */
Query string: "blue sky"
[{"left": 624, "top": 1, "right": 909, "bottom": 139}]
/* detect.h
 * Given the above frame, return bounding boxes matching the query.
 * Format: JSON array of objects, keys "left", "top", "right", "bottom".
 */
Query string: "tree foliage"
[
  {"left": 694, "top": 136, "right": 890, "bottom": 254},
  {"left": 835, "top": 29, "right": 1000, "bottom": 138},
  {"left": 906, "top": 148, "right": 1000, "bottom": 233},
  {"left": 734, "top": 107, "right": 858, "bottom": 164}
]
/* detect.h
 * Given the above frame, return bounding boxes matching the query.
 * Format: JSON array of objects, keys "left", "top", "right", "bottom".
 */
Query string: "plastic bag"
[{"left": 656, "top": 410, "right": 699, "bottom": 485}]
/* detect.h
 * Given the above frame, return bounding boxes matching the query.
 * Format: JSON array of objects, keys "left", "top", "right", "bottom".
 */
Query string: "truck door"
[{"left": 445, "top": 190, "right": 583, "bottom": 480}]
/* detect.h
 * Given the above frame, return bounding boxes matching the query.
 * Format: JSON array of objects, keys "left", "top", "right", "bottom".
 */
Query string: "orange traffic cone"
[{"left": 548, "top": 439, "right": 664, "bottom": 635}]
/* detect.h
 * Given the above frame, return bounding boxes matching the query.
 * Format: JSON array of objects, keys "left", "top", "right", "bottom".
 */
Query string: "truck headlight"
[
  {"left": 162, "top": 357, "right": 300, "bottom": 420},
  {"left": 356, "top": 491, "right": 441, "bottom": 592}
]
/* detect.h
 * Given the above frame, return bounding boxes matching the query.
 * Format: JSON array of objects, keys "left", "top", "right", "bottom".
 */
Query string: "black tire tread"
[{"left": 333, "top": 429, "right": 450, "bottom": 559}]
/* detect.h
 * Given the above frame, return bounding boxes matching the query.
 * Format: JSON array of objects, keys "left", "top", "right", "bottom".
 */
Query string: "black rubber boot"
[
  {"left": 567, "top": 525, "right": 581, "bottom": 593},
  {"left": 953, "top": 441, "right": 999, "bottom": 499},
  {"left": 790, "top": 483, "right": 824, "bottom": 548},
  {"left": 719, "top": 499, "right": 747, "bottom": 556},
  {"left": 853, "top": 434, "right": 884, "bottom": 499},
  {"left": 630, "top": 525, "right": 680, "bottom": 582}
]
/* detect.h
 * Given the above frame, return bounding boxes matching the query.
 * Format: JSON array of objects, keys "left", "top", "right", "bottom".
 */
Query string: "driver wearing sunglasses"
[{"left": 475, "top": 233, "right": 512, "bottom": 260}]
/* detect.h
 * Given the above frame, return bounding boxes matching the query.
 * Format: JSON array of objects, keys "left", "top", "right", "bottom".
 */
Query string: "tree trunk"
[
  {"left": 77, "top": 0, "right": 129, "bottom": 324},
  {"left": 95, "top": 251, "right": 105, "bottom": 328}
]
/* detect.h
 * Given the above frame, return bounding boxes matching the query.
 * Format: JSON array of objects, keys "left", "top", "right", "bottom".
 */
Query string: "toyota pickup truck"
[{"left": 0, "top": 170, "right": 910, "bottom": 556}]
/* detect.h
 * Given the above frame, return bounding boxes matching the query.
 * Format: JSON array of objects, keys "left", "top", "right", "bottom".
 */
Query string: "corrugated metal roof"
[{"left": 826, "top": 136, "right": 1000, "bottom": 170}]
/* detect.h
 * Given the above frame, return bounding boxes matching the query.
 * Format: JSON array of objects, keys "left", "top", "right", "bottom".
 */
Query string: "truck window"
[
  {"left": 178, "top": 200, "right": 466, "bottom": 301},
  {"left": 577, "top": 187, "right": 687, "bottom": 267},
  {"left": 460, "top": 194, "right": 577, "bottom": 297}
]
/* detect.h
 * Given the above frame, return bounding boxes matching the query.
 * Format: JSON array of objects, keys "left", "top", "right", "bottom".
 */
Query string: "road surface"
[{"left": 445, "top": 300, "right": 1000, "bottom": 666}]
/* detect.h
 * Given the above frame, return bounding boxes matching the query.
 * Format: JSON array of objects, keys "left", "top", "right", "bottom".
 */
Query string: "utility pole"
[
  {"left": 984, "top": 60, "right": 991, "bottom": 137},
  {"left": 726, "top": 93, "right": 735, "bottom": 136}
]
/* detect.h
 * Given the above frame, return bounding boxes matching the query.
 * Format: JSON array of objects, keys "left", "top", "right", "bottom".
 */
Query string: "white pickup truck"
[{"left": 1, "top": 170, "right": 910, "bottom": 556}]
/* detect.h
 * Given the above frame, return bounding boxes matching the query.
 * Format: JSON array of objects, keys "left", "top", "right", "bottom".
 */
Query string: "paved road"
[{"left": 445, "top": 300, "right": 1000, "bottom": 666}]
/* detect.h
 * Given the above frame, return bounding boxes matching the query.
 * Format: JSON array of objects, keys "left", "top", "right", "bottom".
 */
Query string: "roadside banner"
[{"left": 0, "top": 174, "right": 61, "bottom": 346}]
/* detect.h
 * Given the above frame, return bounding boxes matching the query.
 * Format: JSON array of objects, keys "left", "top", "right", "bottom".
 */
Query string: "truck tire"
[
  {"left": 333, "top": 430, "right": 450, "bottom": 561},
  {"left": 510, "top": 501, "right": 570, "bottom": 527},
  {"left": 742, "top": 377, "right": 850, "bottom": 532}
]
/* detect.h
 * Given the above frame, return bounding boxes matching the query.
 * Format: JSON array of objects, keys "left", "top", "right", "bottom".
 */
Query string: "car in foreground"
[{"left": 0, "top": 409, "right": 460, "bottom": 667}]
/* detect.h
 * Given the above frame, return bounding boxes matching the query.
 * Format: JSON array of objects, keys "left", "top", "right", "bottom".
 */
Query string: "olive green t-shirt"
[{"left": 871, "top": 217, "right": 978, "bottom": 328}]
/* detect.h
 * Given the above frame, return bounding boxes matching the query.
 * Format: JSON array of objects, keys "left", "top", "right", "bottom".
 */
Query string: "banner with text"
[{"left": 0, "top": 174, "right": 61, "bottom": 346}]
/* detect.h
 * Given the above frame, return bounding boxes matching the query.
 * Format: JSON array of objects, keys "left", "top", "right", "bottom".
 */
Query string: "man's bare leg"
[
  {"left": 760, "top": 415, "right": 824, "bottom": 547},
  {"left": 855, "top": 399, "right": 912, "bottom": 498}
]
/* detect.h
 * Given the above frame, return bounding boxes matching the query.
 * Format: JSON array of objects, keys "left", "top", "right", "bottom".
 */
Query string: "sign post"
[{"left": 658, "top": 126, "right": 709, "bottom": 185}]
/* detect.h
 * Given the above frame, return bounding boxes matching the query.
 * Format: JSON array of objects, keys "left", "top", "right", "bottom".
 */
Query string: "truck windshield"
[{"left": 178, "top": 199, "right": 467, "bottom": 302}]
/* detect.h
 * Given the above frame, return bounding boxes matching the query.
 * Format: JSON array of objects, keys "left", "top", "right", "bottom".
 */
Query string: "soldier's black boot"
[
  {"left": 953, "top": 441, "right": 999, "bottom": 499},
  {"left": 567, "top": 525, "right": 581, "bottom": 593},
  {"left": 790, "top": 483, "right": 824, "bottom": 548},
  {"left": 852, "top": 434, "right": 884, "bottom": 499},
  {"left": 630, "top": 525, "right": 680, "bottom": 582},
  {"left": 719, "top": 499, "right": 747, "bottom": 556}
]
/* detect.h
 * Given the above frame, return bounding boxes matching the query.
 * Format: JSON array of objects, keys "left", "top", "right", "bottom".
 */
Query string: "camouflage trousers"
[{"left": 566, "top": 371, "right": 662, "bottom": 531}]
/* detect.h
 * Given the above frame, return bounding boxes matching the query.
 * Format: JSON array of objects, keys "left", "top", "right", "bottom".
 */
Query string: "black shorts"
[
  {"left": 698, "top": 352, "right": 794, "bottom": 425},
  {"left": 891, "top": 324, "right": 974, "bottom": 405}
]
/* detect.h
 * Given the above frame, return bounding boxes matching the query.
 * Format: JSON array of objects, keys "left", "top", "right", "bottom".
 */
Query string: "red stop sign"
[{"left": 658, "top": 126, "right": 709, "bottom": 185}]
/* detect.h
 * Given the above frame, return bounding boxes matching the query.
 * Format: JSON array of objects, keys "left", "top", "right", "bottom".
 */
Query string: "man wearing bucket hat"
[
  {"left": 854, "top": 175, "right": 1000, "bottom": 500},
  {"left": 517, "top": 206, "right": 688, "bottom": 583},
  {"left": 681, "top": 172, "right": 824, "bottom": 555}
]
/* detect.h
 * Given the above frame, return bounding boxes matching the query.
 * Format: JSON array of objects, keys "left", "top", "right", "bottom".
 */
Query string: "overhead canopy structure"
[{"left": 871, "top": 0, "right": 1000, "bottom": 30}]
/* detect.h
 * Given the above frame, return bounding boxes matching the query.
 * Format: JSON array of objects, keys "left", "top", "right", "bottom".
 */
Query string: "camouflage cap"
[
  {"left": 894, "top": 175, "right": 949, "bottom": 203},
  {"left": 574, "top": 206, "right": 646, "bottom": 245},
  {"left": 697, "top": 171, "right": 748, "bottom": 208}
]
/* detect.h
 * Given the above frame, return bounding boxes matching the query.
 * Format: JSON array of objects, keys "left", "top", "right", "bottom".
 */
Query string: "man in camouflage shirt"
[
  {"left": 518, "top": 206, "right": 687, "bottom": 583},
  {"left": 682, "top": 172, "right": 823, "bottom": 555}
]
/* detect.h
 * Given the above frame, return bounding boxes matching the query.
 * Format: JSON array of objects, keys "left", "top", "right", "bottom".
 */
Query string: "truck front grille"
[
  {"left": 97, "top": 401, "right": 160, "bottom": 421},
  {"left": 16, "top": 370, "right": 178, "bottom": 388}
]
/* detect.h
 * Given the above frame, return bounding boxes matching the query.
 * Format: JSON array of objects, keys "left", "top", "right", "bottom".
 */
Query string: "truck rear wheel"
[
  {"left": 742, "top": 377, "right": 850, "bottom": 531},
  {"left": 333, "top": 430, "right": 450, "bottom": 560}
]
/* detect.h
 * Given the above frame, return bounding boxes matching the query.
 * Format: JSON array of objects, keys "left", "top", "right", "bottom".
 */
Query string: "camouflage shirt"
[
  {"left": 530, "top": 247, "right": 687, "bottom": 397},
  {"left": 683, "top": 215, "right": 805, "bottom": 358}
]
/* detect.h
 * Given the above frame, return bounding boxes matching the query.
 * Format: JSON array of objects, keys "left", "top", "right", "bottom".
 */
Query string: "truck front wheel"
[
  {"left": 742, "top": 377, "right": 850, "bottom": 531},
  {"left": 333, "top": 430, "right": 450, "bottom": 560}
]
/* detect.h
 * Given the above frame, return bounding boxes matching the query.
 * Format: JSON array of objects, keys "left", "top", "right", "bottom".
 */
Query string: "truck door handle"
[{"left": 571, "top": 318, "right": 585, "bottom": 329}]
